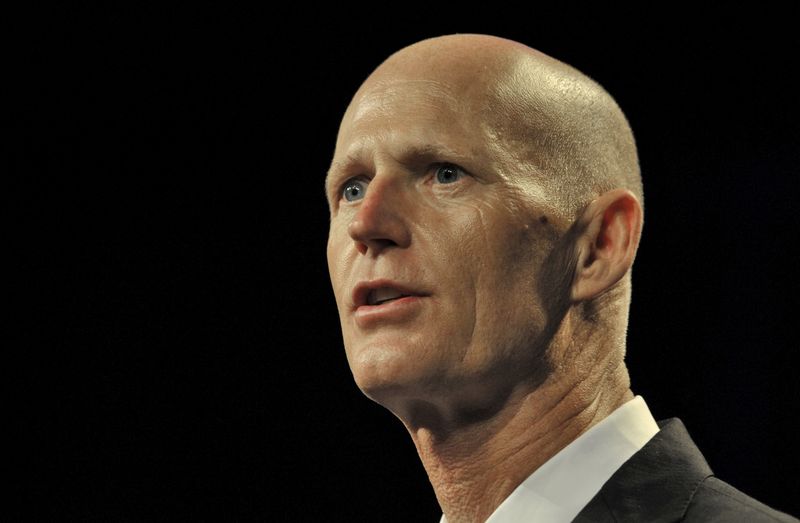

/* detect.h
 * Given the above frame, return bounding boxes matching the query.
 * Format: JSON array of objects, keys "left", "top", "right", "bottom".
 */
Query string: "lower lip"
[{"left": 354, "top": 296, "right": 425, "bottom": 328}]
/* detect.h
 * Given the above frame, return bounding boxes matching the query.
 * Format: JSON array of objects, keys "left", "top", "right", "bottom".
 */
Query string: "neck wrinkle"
[{"left": 406, "top": 334, "right": 632, "bottom": 523}]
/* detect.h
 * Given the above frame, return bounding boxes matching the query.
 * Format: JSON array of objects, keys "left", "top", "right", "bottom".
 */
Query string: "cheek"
[
  {"left": 422, "top": 201, "right": 486, "bottom": 290},
  {"left": 467, "top": 199, "right": 551, "bottom": 331},
  {"left": 436, "top": 199, "right": 541, "bottom": 319},
  {"left": 461, "top": 197, "right": 543, "bottom": 278},
  {"left": 423, "top": 194, "right": 546, "bottom": 299},
  {"left": 326, "top": 223, "right": 355, "bottom": 309}
]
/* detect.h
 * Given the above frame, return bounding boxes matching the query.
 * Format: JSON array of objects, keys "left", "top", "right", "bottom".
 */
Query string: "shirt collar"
[{"left": 440, "top": 396, "right": 659, "bottom": 523}]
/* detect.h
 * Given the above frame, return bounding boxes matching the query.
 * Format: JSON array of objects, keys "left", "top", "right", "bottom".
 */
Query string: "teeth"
[{"left": 367, "top": 287, "right": 405, "bottom": 305}]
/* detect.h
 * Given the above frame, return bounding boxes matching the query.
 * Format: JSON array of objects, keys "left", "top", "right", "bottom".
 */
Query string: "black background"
[{"left": 10, "top": 6, "right": 800, "bottom": 521}]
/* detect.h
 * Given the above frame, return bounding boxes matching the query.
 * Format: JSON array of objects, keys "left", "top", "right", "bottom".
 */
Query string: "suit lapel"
[{"left": 573, "top": 418, "right": 713, "bottom": 523}]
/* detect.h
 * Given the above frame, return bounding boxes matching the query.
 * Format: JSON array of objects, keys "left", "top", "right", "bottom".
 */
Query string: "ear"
[{"left": 571, "top": 189, "right": 643, "bottom": 302}]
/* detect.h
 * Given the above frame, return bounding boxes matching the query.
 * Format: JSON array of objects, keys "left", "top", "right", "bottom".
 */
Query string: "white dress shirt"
[{"left": 440, "top": 396, "right": 659, "bottom": 523}]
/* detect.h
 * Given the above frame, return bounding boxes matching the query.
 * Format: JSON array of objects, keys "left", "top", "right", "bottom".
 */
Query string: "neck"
[{"left": 399, "top": 330, "right": 633, "bottom": 523}]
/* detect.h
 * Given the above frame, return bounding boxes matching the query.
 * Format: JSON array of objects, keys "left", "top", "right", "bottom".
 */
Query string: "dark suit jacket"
[{"left": 573, "top": 418, "right": 797, "bottom": 522}]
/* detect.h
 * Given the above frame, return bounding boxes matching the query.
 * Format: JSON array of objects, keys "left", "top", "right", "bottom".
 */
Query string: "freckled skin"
[{"left": 326, "top": 74, "right": 567, "bottom": 415}]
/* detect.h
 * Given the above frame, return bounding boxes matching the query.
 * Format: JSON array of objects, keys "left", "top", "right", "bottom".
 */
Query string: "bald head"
[
  {"left": 327, "top": 33, "right": 643, "bottom": 424},
  {"left": 341, "top": 34, "right": 642, "bottom": 221}
]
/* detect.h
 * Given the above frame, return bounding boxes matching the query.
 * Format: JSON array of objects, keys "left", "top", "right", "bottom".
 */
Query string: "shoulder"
[
  {"left": 684, "top": 476, "right": 798, "bottom": 523},
  {"left": 574, "top": 418, "right": 798, "bottom": 522}
]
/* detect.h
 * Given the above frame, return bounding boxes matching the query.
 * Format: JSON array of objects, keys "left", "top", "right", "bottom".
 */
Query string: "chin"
[{"left": 347, "top": 343, "right": 439, "bottom": 405}]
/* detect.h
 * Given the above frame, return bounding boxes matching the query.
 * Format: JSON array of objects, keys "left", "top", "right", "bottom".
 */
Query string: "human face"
[{"left": 326, "top": 76, "right": 562, "bottom": 406}]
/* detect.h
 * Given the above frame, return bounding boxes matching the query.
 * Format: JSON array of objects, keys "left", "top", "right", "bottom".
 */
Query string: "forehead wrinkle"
[
  {"left": 350, "top": 79, "right": 462, "bottom": 122},
  {"left": 338, "top": 90, "right": 477, "bottom": 166}
]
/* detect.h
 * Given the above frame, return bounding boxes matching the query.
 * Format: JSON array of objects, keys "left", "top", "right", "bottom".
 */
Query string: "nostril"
[{"left": 356, "top": 237, "right": 398, "bottom": 256}]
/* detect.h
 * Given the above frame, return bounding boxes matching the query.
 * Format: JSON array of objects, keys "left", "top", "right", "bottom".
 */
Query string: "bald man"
[{"left": 325, "top": 35, "right": 797, "bottom": 523}]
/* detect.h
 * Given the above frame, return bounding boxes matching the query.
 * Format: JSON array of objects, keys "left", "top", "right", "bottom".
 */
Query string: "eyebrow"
[
  {"left": 325, "top": 154, "right": 359, "bottom": 198},
  {"left": 326, "top": 142, "right": 468, "bottom": 184},
  {"left": 398, "top": 142, "right": 466, "bottom": 164}
]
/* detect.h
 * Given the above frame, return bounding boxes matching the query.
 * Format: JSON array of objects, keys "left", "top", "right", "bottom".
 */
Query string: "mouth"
[
  {"left": 367, "top": 287, "right": 411, "bottom": 306},
  {"left": 352, "top": 280, "right": 428, "bottom": 310}
]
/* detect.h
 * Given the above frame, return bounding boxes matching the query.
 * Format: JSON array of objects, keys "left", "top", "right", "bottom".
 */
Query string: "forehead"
[
  {"left": 330, "top": 78, "right": 492, "bottom": 170},
  {"left": 348, "top": 79, "right": 461, "bottom": 124}
]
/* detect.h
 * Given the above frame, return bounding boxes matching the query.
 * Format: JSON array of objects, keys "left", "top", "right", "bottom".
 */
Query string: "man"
[{"left": 324, "top": 34, "right": 797, "bottom": 522}]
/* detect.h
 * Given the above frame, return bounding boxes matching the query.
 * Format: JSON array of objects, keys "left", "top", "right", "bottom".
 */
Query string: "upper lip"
[{"left": 351, "top": 279, "right": 428, "bottom": 310}]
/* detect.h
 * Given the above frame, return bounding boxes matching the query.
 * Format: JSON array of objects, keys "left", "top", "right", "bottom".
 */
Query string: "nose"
[{"left": 347, "top": 176, "right": 411, "bottom": 256}]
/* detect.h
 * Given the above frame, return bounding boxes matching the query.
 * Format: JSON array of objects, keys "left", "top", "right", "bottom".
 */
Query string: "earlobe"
[{"left": 571, "top": 189, "right": 643, "bottom": 302}]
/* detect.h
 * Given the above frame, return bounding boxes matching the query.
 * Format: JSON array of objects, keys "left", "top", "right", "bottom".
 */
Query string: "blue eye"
[
  {"left": 435, "top": 164, "right": 464, "bottom": 184},
  {"left": 342, "top": 179, "right": 367, "bottom": 202}
]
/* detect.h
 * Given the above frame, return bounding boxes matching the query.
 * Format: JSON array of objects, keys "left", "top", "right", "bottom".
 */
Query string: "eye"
[
  {"left": 435, "top": 164, "right": 465, "bottom": 184},
  {"left": 342, "top": 179, "right": 368, "bottom": 202}
]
